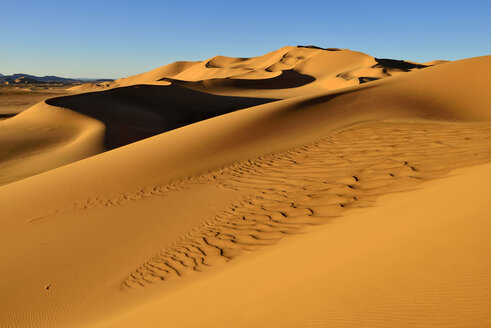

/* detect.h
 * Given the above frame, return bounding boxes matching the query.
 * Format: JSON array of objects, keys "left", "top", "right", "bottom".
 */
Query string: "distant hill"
[
  {"left": 0, "top": 73, "right": 113, "bottom": 84},
  {"left": 12, "top": 76, "right": 43, "bottom": 84}
]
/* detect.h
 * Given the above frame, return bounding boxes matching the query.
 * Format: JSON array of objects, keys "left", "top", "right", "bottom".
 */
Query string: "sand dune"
[
  {"left": 0, "top": 48, "right": 482, "bottom": 186},
  {"left": 1, "top": 46, "right": 491, "bottom": 327},
  {"left": 92, "top": 161, "right": 491, "bottom": 328},
  {"left": 3, "top": 46, "right": 434, "bottom": 186},
  {"left": 0, "top": 102, "right": 104, "bottom": 185},
  {"left": 46, "top": 84, "right": 275, "bottom": 149},
  {"left": 68, "top": 46, "right": 432, "bottom": 98}
]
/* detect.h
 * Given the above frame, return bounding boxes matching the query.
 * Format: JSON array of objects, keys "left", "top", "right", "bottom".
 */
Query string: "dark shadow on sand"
[
  {"left": 47, "top": 84, "right": 277, "bottom": 150},
  {"left": 375, "top": 58, "right": 427, "bottom": 71},
  {"left": 161, "top": 69, "right": 316, "bottom": 90}
]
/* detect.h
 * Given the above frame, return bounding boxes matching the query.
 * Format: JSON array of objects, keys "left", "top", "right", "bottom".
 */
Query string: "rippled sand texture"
[{"left": 123, "top": 121, "right": 491, "bottom": 289}]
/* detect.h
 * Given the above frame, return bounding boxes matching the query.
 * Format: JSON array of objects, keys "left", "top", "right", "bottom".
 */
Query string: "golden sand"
[{"left": 1, "top": 47, "right": 490, "bottom": 327}]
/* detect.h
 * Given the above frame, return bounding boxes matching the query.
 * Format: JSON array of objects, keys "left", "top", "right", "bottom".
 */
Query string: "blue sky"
[{"left": 1, "top": 0, "right": 490, "bottom": 78}]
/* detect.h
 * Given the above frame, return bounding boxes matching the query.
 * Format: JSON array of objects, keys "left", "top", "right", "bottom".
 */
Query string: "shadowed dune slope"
[
  {"left": 46, "top": 84, "right": 276, "bottom": 149},
  {"left": 160, "top": 69, "right": 316, "bottom": 92},
  {"left": 0, "top": 86, "right": 274, "bottom": 185}
]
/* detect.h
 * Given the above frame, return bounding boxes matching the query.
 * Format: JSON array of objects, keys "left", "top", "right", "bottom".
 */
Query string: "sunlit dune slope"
[
  {"left": 0, "top": 103, "right": 104, "bottom": 185},
  {"left": 69, "top": 46, "right": 433, "bottom": 98},
  {"left": 91, "top": 162, "right": 491, "bottom": 328}
]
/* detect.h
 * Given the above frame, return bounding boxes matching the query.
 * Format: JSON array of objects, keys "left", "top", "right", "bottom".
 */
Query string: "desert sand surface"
[
  {"left": 0, "top": 86, "right": 70, "bottom": 118},
  {"left": 1, "top": 46, "right": 491, "bottom": 328}
]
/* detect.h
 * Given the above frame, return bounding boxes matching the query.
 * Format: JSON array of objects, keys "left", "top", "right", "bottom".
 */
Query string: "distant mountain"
[
  {"left": 3, "top": 73, "right": 79, "bottom": 83},
  {"left": 0, "top": 73, "right": 113, "bottom": 84},
  {"left": 12, "top": 76, "right": 43, "bottom": 84}
]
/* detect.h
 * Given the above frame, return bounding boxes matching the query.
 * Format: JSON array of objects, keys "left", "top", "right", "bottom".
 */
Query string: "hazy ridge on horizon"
[{"left": 0, "top": 73, "right": 114, "bottom": 83}]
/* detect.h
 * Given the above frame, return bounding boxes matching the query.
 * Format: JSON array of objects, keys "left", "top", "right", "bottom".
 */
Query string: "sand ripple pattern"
[{"left": 117, "top": 121, "right": 491, "bottom": 289}]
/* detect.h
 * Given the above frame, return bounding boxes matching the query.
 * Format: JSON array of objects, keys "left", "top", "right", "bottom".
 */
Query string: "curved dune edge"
[
  {"left": 0, "top": 102, "right": 105, "bottom": 185},
  {"left": 88, "top": 162, "right": 491, "bottom": 328},
  {"left": 68, "top": 46, "right": 426, "bottom": 95}
]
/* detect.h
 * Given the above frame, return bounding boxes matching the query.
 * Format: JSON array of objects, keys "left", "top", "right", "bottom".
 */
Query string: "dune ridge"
[
  {"left": 1, "top": 46, "right": 491, "bottom": 328},
  {"left": 69, "top": 46, "right": 433, "bottom": 98},
  {"left": 0, "top": 50, "right": 487, "bottom": 187}
]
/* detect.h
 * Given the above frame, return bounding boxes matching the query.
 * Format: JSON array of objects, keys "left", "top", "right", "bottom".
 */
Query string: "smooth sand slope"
[
  {"left": 0, "top": 102, "right": 104, "bottom": 185},
  {"left": 0, "top": 47, "right": 490, "bottom": 327}
]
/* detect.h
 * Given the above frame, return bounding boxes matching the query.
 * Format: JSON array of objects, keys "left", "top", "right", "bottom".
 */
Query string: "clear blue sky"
[{"left": 1, "top": 0, "right": 490, "bottom": 78}]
